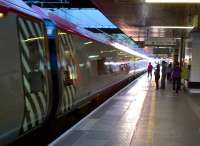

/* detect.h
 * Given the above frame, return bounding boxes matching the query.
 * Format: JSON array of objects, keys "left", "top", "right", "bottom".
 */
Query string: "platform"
[{"left": 49, "top": 74, "right": 200, "bottom": 146}]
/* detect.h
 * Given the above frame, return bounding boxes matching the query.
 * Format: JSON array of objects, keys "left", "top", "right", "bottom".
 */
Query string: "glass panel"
[
  {"left": 17, "top": 17, "right": 49, "bottom": 132},
  {"left": 57, "top": 30, "right": 77, "bottom": 113}
]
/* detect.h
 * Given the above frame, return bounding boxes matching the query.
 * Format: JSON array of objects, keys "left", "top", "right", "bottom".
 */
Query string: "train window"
[
  {"left": 26, "top": 40, "right": 43, "bottom": 92},
  {"left": 17, "top": 17, "right": 49, "bottom": 132}
]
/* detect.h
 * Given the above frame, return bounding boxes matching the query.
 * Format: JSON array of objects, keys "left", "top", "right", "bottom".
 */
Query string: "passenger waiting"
[
  {"left": 147, "top": 62, "right": 153, "bottom": 79},
  {"left": 166, "top": 63, "right": 172, "bottom": 82},
  {"left": 172, "top": 62, "right": 181, "bottom": 94},
  {"left": 161, "top": 61, "right": 167, "bottom": 89},
  {"left": 154, "top": 64, "right": 160, "bottom": 90},
  {"left": 181, "top": 64, "right": 189, "bottom": 90}
]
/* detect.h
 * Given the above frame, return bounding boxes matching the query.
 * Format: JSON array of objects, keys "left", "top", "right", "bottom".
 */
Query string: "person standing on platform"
[
  {"left": 161, "top": 61, "right": 167, "bottom": 89},
  {"left": 166, "top": 63, "right": 172, "bottom": 82},
  {"left": 154, "top": 64, "right": 160, "bottom": 90},
  {"left": 181, "top": 64, "right": 189, "bottom": 90},
  {"left": 147, "top": 62, "right": 153, "bottom": 79},
  {"left": 172, "top": 62, "right": 181, "bottom": 94}
]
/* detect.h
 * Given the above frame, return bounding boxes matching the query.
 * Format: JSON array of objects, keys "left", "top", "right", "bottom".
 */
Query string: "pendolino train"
[{"left": 0, "top": 0, "right": 148, "bottom": 145}]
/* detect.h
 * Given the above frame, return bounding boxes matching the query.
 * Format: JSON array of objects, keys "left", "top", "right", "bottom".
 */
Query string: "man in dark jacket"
[
  {"left": 172, "top": 62, "right": 181, "bottom": 93},
  {"left": 161, "top": 61, "right": 167, "bottom": 89}
]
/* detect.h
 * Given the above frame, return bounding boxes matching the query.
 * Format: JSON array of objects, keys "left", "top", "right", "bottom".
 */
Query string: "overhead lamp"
[
  {"left": 150, "top": 26, "right": 194, "bottom": 29},
  {"left": 84, "top": 41, "right": 93, "bottom": 45},
  {"left": 58, "top": 32, "right": 66, "bottom": 35},
  {"left": 145, "top": 0, "right": 200, "bottom": 3},
  {"left": 0, "top": 13, "right": 5, "bottom": 18},
  {"left": 88, "top": 55, "right": 99, "bottom": 59}
]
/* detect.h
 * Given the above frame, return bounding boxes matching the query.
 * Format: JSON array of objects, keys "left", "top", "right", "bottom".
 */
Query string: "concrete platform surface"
[{"left": 49, "top": 74, "right": 200, "bottom": 146}]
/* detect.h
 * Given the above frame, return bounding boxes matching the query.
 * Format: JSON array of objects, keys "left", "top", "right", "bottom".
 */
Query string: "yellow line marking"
[{"left": 146, "top": 86, "right": 156, "bottom": 146}]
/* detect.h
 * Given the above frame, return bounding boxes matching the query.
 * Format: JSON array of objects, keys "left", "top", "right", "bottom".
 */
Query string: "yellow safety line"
[{"left": 146, "top": 86, "right": 156, "bottom": 146}]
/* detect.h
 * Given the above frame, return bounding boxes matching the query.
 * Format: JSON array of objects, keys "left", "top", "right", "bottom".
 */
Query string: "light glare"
[
  {"left": 111, "top": 42, "right": 149, "bottom": 59},
  {"left": 0, "top": 13, "right": 4, "bottom": 18},
  {"left": 150, "top": 26, "right": 194, "bottom": 29},
  {"left": 146, "top": 0, "right": 200, "bottom": 3}
]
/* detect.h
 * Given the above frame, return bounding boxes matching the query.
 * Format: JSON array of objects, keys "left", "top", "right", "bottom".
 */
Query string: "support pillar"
[{"left": 188, "top": 29, "right": 200, "bottom": 93}]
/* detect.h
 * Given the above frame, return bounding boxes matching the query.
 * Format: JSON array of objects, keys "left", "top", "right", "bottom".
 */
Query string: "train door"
[
  {"left": 57, "top": 30, "right": 77, "bottom": 114},
  {"left": 17, "top": 16, "right": 50, "bottom": 132}
]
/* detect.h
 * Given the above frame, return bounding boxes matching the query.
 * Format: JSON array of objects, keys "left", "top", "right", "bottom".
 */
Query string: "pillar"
[{"left": 188, "top": 29, "right": 200, "bottom": 93}]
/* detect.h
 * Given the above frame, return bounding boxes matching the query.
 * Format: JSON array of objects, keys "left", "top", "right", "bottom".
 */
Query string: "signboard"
[
  {"left": 153, "top": 48, "right": 174, "bottom": 54},
  {"left": 145, "top": 37, "right": 176, "bottom": 46}
]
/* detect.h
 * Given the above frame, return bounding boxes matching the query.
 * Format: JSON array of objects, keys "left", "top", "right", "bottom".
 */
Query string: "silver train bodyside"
[{"left": 0, "top": 2, "right": 148, "bottom": 145}]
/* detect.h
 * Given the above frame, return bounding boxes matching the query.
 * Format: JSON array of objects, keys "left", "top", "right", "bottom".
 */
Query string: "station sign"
[
  {"left": 153, "top": 47, "right": 174, "bottom": 55},
  {"left": 145, "top": 37, "right": 176, "bottom": 46}
]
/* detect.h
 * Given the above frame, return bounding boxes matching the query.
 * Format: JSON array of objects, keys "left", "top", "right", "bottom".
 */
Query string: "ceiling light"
[
  {"left": 150, "top": 26, "right": 194, "bottom": 29},
  {"left": 84, "top": 41, "right": 93, "bottom": 45},
  {"left": 145, "top": 0, "right": 200, "bottom": 3},
  {"left": 88, "top": 55, "right": 99, "bottom": 59},
  {"left": 0, "top": 13, "right": 5, "bottom": 18},
  {"left": 58, "top": 32, "right": 66, "bottom": 35}
]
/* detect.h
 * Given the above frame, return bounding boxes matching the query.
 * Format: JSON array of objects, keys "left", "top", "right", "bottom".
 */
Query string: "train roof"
[
  {"left": 32, "top": 6, "right": 149, "bottom": 59},
  {"left": 0, "top": 0, "right": 42, "bottom": 20},
  {"left": 32, "top": 5, "right": 110, "bottom": 45},
  {"left": 49, "top": 13, "right": 149, "bottom": 59},
  {"left": 50, "top": 13, "right": 111, "bottom": 45}
]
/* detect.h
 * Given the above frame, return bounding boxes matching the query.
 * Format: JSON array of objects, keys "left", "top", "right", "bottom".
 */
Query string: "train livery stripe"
[
  {"left": 22, "top": 117, "right": 28, "bottom": 132},
  {"left": 25, "top": 97, "right": 36, "bottom": 127},
  {"left": 64, "top": 86, "right": 70, "bottom": 111},
  {"left": 38, "top": 92, "right": 47, "bottom": 114},
  {"left": 17, "top": 17, "right": 48, "bottom": 133},
  {"left": 61, "top": 84, "right": 67, "bottom": 112},
  {"left": 19, "top": 32, "right": 30, "bottom": 58},
  {"left": 18, "top": 18, "right": 30, "bottom": 38}
]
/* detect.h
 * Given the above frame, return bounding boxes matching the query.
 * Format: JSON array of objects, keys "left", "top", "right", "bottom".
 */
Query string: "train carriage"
[
  {"left": 33, "top": 6, "right": 148, "bottom": 116},
  {"left": 0, "top": 1, "right": 148, "bottom": 145},
  {"left": 0, "top": 0, "right": 52, "bottom": 145}
]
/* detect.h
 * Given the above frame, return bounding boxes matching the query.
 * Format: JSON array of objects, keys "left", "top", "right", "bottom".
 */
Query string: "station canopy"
[
  {"left": 52, "top": 8, "right": 117, "bottom": 29},
  {"left": 22, "top": 0, "right": 150, "bottom": 56}
]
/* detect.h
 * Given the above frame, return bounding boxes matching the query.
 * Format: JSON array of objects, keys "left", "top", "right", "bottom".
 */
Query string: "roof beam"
[{"left": 86, "top": 28, "right": 123, "bottom": 34}]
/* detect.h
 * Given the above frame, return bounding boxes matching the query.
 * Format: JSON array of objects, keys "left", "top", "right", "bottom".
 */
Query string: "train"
[{"left": 0, "top": 0, "right": 148, "bottom": 145}]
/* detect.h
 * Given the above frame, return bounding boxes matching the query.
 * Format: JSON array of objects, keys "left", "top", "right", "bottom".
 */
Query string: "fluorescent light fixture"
[
  {"left": 110, "top": 42, "right": 149, "bottom": 59},
  {"left": 150, "top": 26, "right": 194, "bottom": 29},
  {"left": 100, "top": 50, "right": 116, "bottom": 53},
  {"left": 23, "top": 37, "right": 44, "bottom": 42},
  {"left": 79, "top": 64, "right": 85, "bottom": 67},
  {"left": 58, "top": 32, "right": 66, "bottom": 35},
  {"left": 0, "top": 13, "right": 4, "bottom": 18},
  {"left": 104, "top": 61, "right": 128, "bottom": 66},
  {"left": 65, "top": 51, "right": 70, "bottom": 54},
  {"left": 146, "top": 0, "right": 200, "bottom": 3},
  {"left": 84, "top": 41, "right": 93, "bottom": 45},
  {"left": 88, "top": 55, "right": 99, "bottom": 59}
]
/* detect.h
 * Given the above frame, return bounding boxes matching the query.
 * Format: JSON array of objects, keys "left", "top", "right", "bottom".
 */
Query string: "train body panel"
[
  {"left": 0, "top": 13, "right": 24, "bottom": 145},
  {"left": 0, "top": 1, "right": 52, "bottom": 144},
  {"left": 54, "top": 28, "right": 148, "bottom": 115}
]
